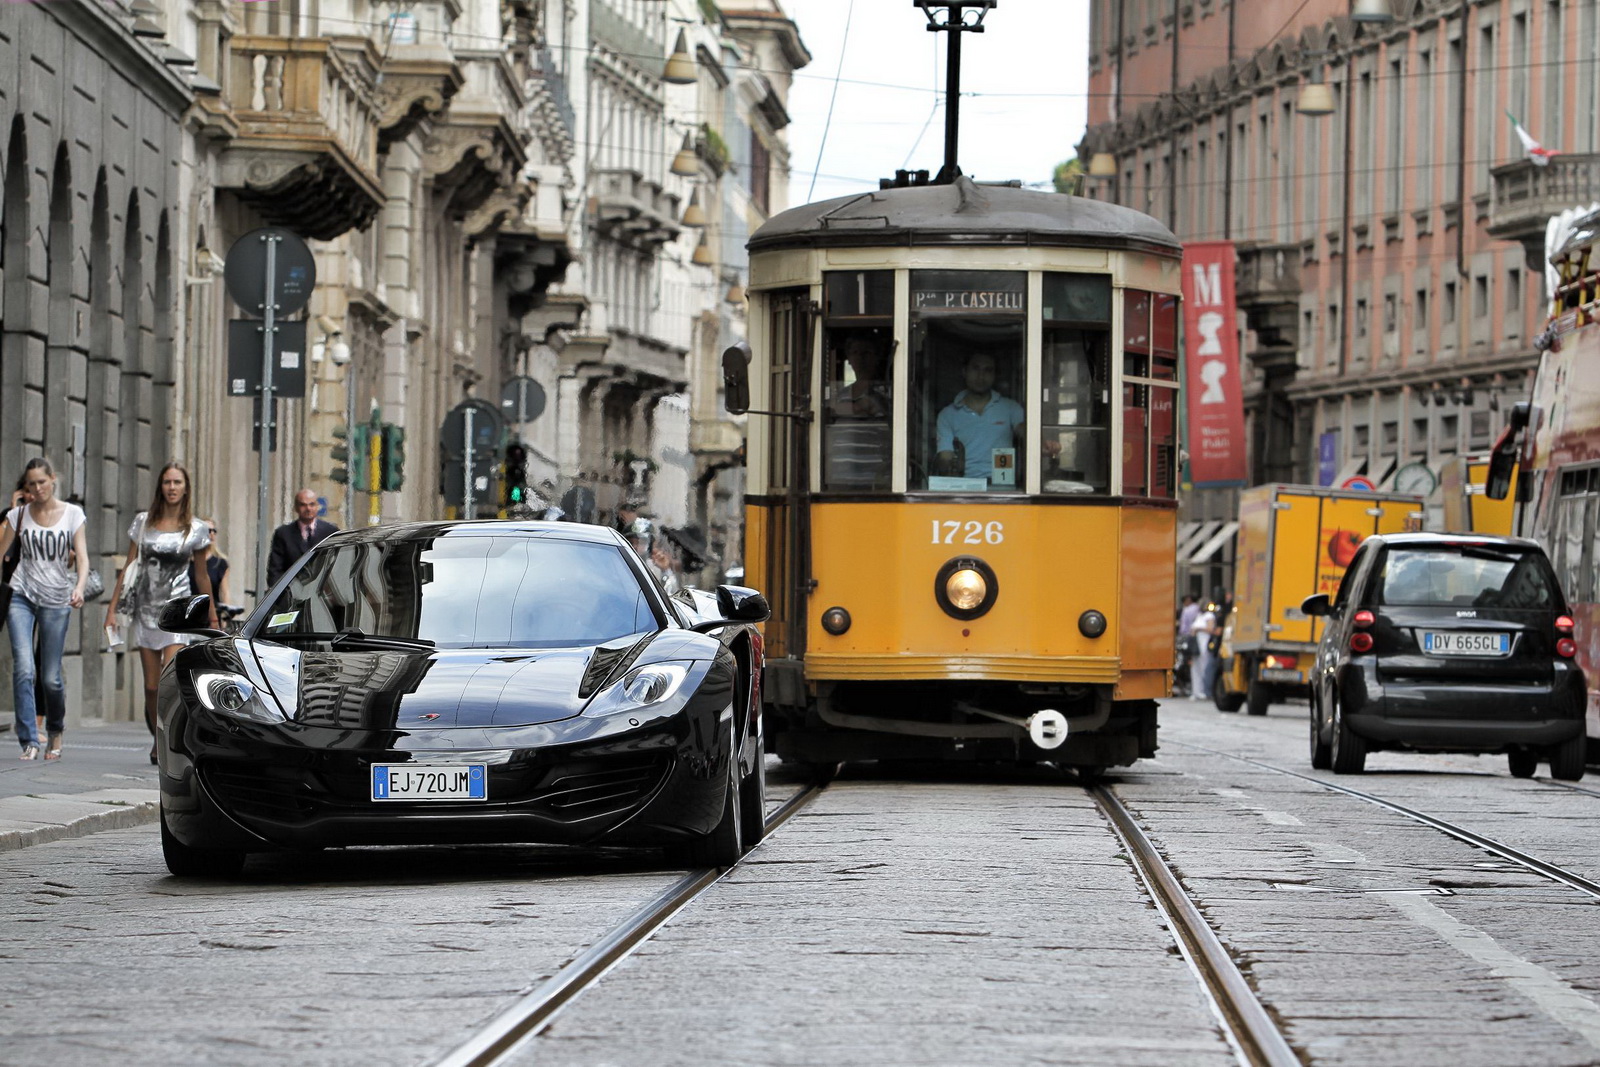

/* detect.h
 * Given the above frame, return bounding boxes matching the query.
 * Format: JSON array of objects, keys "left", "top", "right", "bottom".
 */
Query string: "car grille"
[{"left": 200, "top": 752, "right": 671, "bottom": 828}]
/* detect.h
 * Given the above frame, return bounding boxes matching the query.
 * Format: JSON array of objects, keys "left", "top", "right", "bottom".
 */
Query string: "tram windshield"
[{"left": 910, "top": 270, "right": 1028, "bottom": 492}]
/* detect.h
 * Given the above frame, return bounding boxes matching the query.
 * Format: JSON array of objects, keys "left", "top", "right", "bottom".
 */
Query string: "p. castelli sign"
[{"left": 1181, "top": 242, "right": 1248, "bottom": 487}]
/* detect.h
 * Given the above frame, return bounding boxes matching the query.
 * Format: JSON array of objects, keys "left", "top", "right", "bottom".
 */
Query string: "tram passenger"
[{"left": 824, "top": 332, "right": 892, "bottom": 490}]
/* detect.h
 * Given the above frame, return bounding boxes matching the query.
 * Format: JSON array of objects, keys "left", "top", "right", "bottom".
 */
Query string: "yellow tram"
[{"left": 725, "top": 177, "right": 1185, "bottom": 774}]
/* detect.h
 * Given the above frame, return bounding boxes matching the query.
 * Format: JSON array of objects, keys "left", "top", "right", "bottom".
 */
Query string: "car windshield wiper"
[{"left": 259, "top": 629, "right": 435, "bottom": 650}]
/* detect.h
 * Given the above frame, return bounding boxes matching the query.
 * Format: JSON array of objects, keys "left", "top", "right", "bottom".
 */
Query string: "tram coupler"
[{"left": 955, "top": 704, "right": 1070, "bottom": 750}]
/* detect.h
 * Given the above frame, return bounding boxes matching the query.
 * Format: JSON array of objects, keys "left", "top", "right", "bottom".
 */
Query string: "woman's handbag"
[
  {"left": 82, "top": 568, "right": 105, "bottom": 602},
  {"left": 116, "top": 513, "right": 146, "bottom": 627}
]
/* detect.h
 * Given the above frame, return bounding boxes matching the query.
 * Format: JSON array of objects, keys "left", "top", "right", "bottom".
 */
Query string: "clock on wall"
[{"left": 1394, "top": 461, "right": 1438, "bottom": 497}]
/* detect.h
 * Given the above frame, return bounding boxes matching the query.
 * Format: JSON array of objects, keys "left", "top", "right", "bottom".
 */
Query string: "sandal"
[
  {"left": 19, "top": 745, "right": 38, "bottom": 761},
  {"left": 44, "top": 735, "right": 62, "bottom": 761}
]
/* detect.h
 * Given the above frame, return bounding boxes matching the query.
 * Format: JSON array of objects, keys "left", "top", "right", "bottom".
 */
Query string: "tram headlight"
[{"left": 934, "top": 556, "right": 999, "bottom": 620}]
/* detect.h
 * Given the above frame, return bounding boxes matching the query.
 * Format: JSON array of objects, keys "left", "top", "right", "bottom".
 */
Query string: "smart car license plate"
[
  {"left": 1422, "top": 631, "right": 1511, "bottom": 656},
  {"left": 370, "top": 764, "right": 487, "bottom": 801}
]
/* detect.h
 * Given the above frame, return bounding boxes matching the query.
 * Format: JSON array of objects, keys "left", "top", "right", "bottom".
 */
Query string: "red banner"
[{"left": 1181, "top": 242, "right": 1248, "bottom": 486}]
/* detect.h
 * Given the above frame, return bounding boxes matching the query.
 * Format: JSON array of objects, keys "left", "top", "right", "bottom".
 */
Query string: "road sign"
[
  {"left": 227, "top": 319, "right": 307, "bottom": 398},
  {"left": 441, "top": 398, "right": 504, "bottom": 458},
  {"left": 500, "top": 376, "right": 547, "bottom": 423},
  {"left": 1340, "top": 476, "right": 1377, "bottom": 492},
  {"left": 224, "top": 228, "right": 317, "bottom": 317}
]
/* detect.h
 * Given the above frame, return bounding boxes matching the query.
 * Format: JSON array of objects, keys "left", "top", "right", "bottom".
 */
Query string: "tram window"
[
  {"left": 822, "top": 328, "right": 893, "bottom": 491},
  {"left": 1042, "top": 274, "right": 1113, "bottom": 495},
  {"left": 824, "top": 271, "right": 894, "bottom": 319},
  {"left": 1123, "top": 290, "right": 1152, "bottom": 377},
  {"left": 1121, "top": 288, "right": 1179, "bottom": 499},
  {"left": 908, "top": 270, "right": 1027, "bottom": 493}
]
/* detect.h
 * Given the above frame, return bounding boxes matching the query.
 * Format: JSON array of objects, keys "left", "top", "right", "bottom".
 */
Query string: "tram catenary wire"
[
  {"left": 1090, "top": 785, "right": 1303, "bottom": 1067},
  {"left": 431, "top": 773, "right": 832, "bottom": 1067},
  {"left": 1170, "top": 740, "right": 1600, "bottom": 903}
]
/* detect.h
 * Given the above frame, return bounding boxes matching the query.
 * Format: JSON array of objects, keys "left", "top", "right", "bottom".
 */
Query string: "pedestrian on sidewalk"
[
  {"left": 266, "top": 489, "right": 337, "bottom": 588},
  {"left": 1189, "top": 600, "right": 1219, "bottom": 704},
  {"left": 105, "top": 463, "right": 218, "bottom": 765},
  {"left": 0, "top": 458, "right": 89, "bottom": 761}
]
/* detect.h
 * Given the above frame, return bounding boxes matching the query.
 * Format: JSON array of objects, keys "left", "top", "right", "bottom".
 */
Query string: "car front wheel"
[
  {"left": 671, "top": 718, "right": 745, "bottom": 868},
  {"left": 1329, "top": 695, "right": 1367, "bottom": 774},
  {"left": 160, "top": 805, "right": 246, "bottom": 878},
  {"left": 738, "top": 730, "right": 767, "bottom": 847}
]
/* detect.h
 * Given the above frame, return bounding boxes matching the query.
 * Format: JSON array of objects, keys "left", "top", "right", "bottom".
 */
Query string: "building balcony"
[
  {"left": 593, "top": 169, "right": 681, "bottom": 248},
  {"left": 375, "top": 44, "right": 464, "bottom": 150},
  {"left": 1234, "top": 242, "right": 1302, "bottom": 376},
  {"left": 527, "top": 45, "right": 577, "bottom": 164},
  {"left": 215, "top": 35, "right": 386, "bottom": 240},
  {"left": 423, "top": 51, "right": 529, "bottom": 220},
  {"left": 1489, "top": 155, "right": 1600, "bottom": 271}
]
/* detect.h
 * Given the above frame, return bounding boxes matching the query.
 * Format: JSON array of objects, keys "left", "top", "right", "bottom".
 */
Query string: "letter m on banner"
[{"left": 1181, "top": 242, "right": 1249, "bottom": 487}]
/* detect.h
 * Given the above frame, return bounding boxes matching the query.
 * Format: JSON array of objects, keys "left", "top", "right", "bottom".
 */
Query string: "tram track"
[
  {"left": 1089, "top": 785, "right": 1303, "bottom": 1067},
  {"left": 1170, "top": 740, "right": 1600, "bottom": 902},
  {"left": 432, "top": 774, "right": 829, "bottom": 1067}
]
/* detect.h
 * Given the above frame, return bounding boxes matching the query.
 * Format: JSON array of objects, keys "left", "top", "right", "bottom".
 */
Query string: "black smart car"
[
  {"left": 153, "top": 521, "right": 771, "bottom": 877},
  {"left": 1300, "top": 532, "right": 1585, "bottom": 779}
]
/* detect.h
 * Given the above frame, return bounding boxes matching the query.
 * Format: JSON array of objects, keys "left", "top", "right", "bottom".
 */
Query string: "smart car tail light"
[
  {"left": 1352, "top": 610, "right": 1375, "bottom": 629},
  {"left": 1557, "top": 637, "right": 1578, "bottom": 659},
  {"left": 1556, "top": 615, "right": 1575, "bottom": 634},
  {"left": 1349, "top": 632, "right": 1374, "bottom": 653}
]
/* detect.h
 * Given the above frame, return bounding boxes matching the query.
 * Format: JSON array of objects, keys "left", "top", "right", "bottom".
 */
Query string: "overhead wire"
[{"left": 805, "top": 0, "right": 854, "bottom": 202}]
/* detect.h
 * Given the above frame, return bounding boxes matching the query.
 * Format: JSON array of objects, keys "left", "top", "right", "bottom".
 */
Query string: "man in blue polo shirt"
[{"left": 935, "top": 352, "right": 1026, "bottom": 483}]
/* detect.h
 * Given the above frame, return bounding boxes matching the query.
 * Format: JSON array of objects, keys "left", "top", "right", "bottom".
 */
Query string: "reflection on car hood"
[{"left": 248, "top": 641, "right": 629, "bottom": 729}]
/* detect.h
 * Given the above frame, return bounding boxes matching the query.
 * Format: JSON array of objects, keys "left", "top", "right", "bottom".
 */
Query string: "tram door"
[{"left": 762, "top": 289, "right": 814, "bottom": 661}]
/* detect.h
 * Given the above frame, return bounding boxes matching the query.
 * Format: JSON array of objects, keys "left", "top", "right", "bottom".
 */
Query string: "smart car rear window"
[{"left": 1376, "top": 546, "right": 1561, "bottom": 609}]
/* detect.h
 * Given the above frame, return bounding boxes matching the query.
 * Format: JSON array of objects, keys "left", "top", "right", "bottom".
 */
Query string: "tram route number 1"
[{"left": 932, "top": 520, "right": 1005, "bottom": 545}]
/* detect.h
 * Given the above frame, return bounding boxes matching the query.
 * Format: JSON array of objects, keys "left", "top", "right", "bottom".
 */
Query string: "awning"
[
  {"left": 1188, "top": 521, "right": 1239, "bottom": 564},
  {"left": 1176, "top": 520, "right": 1221, "bottom": 561}
]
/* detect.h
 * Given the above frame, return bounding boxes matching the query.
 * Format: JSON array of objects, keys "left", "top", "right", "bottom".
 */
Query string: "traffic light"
[
  {"left": 331, "top": 424, "right": 370, "bottom": 490},
  {"left": 504, "top": 441, "right": 528, "bottom": 505},
  {"left": 381, "top": 423, "right": 406, "bottom": 491}
]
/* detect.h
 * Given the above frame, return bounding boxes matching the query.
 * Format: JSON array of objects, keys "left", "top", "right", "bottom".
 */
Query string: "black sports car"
[{"left": 154, "top": 521, "right": 770, "bottom": 877}]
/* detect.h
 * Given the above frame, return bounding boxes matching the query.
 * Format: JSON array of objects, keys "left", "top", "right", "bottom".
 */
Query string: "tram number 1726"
[{"left": 932, "top": 520, "right": 1005, "bottom": 545}]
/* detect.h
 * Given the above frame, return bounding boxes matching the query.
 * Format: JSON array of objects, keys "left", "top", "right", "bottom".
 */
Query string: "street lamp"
[
  {"left": 663, "top": 30, "right": 697, "bottom": 84},
  {"left": 1296, "top": 54, "right": 1336, "bottom": 116},
  {"left": 1351, "top": 0, "right": 1394, "bottom": 22},
  {"left": 670, "top": 133, "right": 699, "bottom": 177},
  {"left": 1088, "top": 152, "right": 1117, "bottom": 177},
  {"left": 680, "top": 186, "right": 707, "bottom": 228}
]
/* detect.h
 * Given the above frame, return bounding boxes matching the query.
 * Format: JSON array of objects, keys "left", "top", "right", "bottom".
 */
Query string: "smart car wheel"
[
  {"left": 1309, "top": 694, "right": 1332, "bottom": 770},
  {"left": 1549, "top": 732, "right": 1587, "bottom": 782},
  {"left": 160, "top": 804, "right": 246, "bottom": 879},
  {"left": 1329, "top": 694, "right": 1367, "bottom": 774},
  {"left": 1506, "top": 749, "right": 1538, "bottom": 779}
]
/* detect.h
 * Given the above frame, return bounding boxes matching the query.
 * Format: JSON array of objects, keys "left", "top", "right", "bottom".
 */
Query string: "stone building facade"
[
  {"left": 0, "top": 0, "right": 806, "bottom": 725},
  {"left": 1079, "top": 0, "right": 1600, "bottom": 597}
]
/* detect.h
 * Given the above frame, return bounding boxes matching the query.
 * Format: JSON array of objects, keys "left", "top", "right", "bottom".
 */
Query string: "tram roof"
[{"left": 748, "top": 176, "right": 1183, "bottom": 257}]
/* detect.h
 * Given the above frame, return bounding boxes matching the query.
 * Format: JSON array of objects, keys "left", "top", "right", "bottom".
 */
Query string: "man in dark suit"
[{"left": 266, "top": 489, "right": 339, "bottom": 586}]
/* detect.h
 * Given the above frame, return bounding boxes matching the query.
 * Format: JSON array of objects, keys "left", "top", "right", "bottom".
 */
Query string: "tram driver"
[{"left": 935, "top": 352, "right": 1058, "bottom": 485}]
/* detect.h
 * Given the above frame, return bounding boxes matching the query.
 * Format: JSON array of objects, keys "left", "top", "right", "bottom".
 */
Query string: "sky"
[{"left": 779, "top": 0, "right": 1092, "bottom": 205}]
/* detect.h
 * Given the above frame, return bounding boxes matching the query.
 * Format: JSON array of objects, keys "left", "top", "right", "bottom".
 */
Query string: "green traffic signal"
[
  {"left": 331, "top": 424, "right": 371, "bottom": 490},
  {"left": 381, "top": 424, "right": 406, "bottom": 491}
]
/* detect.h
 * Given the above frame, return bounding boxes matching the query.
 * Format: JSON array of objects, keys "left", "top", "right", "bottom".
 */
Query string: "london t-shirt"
[{"left": 7, "top": 503, "right": 86, "bottom": 608}]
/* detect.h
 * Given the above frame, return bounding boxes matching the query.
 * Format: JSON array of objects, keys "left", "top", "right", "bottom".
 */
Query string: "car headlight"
[
  {"left": 189, "top": 670, "right": 284, "bottom": 724},
  {"left": 620, "top": 663, "right": 690, "bottom": 706}
]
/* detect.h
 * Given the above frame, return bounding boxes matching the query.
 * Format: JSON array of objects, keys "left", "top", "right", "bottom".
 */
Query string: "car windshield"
[
  {"left": 256, "top": 535, "right": 660, "bottom": 649},
  {"left": 1377, "top": 546, "right": 1562, "bottom": 609}
]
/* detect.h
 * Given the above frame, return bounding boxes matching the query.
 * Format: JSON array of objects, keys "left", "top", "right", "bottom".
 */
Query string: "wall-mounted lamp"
[
  {"left": 1351, "top": 0, "right": 1394, "bottom": 23},
  {"left": 663, "top": 30, "right": 697, "bottom": 84},
  {"left": 681, "top": 187, "right": 707, "bottom": 228},
  {"left": 670, "top": 132, "right": 699, "bottom": 177},
  {"left": 1296, "top": 60, "right": 1336, "bottom": 117}
]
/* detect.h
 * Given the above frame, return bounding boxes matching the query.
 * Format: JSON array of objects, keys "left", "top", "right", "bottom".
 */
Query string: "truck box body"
[{"left": 1219, "top": 484, "right": 1423, "bottom": 712}]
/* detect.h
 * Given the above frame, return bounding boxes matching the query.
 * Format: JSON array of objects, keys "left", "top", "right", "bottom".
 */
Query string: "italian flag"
[{"left": 1508, "top": 112, "right": 1558, "bottom": 166}]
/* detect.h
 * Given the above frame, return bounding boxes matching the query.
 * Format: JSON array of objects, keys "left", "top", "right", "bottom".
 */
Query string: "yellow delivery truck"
[
  {"left": 1214, "top": 484, "right": 1423, "bottom": 716},
  {"left": 1438, "top": 453, "right": 1518, "bottom": 535}
]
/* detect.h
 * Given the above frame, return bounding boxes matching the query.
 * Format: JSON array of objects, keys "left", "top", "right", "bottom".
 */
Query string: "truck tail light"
[
  {"left": 1264, "top": 653, "right": 1299, "bottom": 670},
  {"left": 1350, "top": 632, "right": 1374, "bottom": 653},
  {"left": 1557, "top": 637, "right": 1578, "bottom": 659}
]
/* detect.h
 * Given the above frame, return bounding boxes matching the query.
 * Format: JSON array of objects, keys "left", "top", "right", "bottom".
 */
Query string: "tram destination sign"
[{"left": 912, "top": 271, "right": 1025, "bottom": 313}]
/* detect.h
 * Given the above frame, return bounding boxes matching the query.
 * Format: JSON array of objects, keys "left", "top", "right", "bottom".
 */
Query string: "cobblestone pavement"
[
  {"left": 522, "top": 766, "right": 1236, "bottom": 1067},
  {"left": 5, "top": 707, "right": 1600, "bottom": 1066}
]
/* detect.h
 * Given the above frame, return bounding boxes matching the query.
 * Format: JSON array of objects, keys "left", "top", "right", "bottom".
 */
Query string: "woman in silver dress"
[{"left": 104, "top": 463, "right": 218, "bottom": 763}]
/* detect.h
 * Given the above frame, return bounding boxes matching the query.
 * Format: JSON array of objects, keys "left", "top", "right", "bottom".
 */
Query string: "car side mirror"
[
  {"left": 721, "top": 341, "right": 751, "bottom": 416},
  {"left": 1300, "top": 593, "right": 1331, "bottom": 618},
  {"left": 157, "top": 595, "right": 225, "bottom": 638},
  {"left": 689, "top": 585, "right": 771, "bottom": 632}
]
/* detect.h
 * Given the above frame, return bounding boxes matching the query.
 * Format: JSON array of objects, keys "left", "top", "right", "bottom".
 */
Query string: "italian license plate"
[
  {"left": 1260, "top": 668, "right": 1303, "bottom": 683},
  {"left": 371, "top": 764, "right": 488, "bottom": 801},
  {"left": 1422, "top": 631, "right": 1511, "bottom": 657}
]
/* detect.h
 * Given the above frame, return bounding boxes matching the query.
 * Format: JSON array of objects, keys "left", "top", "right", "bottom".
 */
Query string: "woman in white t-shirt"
[{"left": 0, "top": 458, "right": 89, "bottom": 760}]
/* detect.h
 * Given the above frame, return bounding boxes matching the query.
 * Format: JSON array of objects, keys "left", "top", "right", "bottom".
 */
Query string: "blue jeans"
[{"left": 10, "top": 590, "right": 70, "bottom": 749}]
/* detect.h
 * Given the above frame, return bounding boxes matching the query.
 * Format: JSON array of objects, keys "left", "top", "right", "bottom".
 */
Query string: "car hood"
[{"left": 245, "top": 638, "right": 649, "bottom": 730}]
